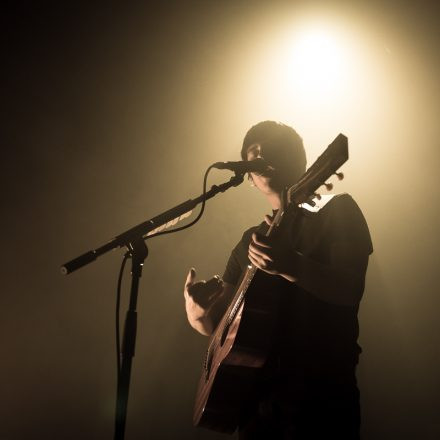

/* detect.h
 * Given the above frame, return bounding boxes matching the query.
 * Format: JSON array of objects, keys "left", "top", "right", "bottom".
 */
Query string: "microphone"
[{"left": 212, "top": 158, "right": 270, "bottom": 175}]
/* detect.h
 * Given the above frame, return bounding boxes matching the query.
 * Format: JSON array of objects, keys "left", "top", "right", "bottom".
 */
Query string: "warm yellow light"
[
  {"left": 292, "top": 31, "right": 345, "bottom": 85},
  {"left": 285, "top": 27, "right": 352, "bottom": 104},
  {"left": 239, "top": 15, "right": 390, "bottom": 150}
]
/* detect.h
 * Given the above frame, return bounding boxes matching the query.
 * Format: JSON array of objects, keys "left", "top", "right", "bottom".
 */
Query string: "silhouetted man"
[{"left": 184, "top": 121, "right": 373, "bottom": 439}]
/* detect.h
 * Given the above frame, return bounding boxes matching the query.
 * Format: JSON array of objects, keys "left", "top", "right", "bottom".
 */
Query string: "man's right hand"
[
  {"left": 184, "top": 268, "right": 224, "bottom": 310},
  {"left": 184, "top": 267, "right": 225, "bottom": 335}
]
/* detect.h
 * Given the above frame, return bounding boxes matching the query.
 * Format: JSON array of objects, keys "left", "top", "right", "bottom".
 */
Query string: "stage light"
[{"left": 284, "top": 26, "right": 353, "bottom": 105}]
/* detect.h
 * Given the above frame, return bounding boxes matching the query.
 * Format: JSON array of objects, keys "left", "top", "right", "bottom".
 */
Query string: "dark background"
[{"left": 2, "top": 1, "right": 439, "bottom": 439}]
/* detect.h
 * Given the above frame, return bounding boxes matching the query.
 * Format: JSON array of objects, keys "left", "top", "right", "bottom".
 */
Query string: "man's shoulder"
[{"left": 300, "top": 192, "right": 373, "bottom": 254}]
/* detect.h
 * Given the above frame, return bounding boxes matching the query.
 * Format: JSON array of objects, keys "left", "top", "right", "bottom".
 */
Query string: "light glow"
[
  {"left": 290, "top": 30, "right": 347, "bottom": 89},
  {"left": 283, "top": 26, "right": 354, "bottom": 106},
  {"left": 247, "top": 20, "right": 373, "bottom": 147}
]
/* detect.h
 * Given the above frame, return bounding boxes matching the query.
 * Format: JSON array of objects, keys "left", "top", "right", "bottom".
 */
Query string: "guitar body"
[{"left": 193, "top": 270, "right": 282, "bottom": 433}]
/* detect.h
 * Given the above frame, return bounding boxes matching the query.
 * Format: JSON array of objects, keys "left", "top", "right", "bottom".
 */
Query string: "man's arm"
[
  {"left": 282, "top": 242, "right": 369, "bottom": 306},
  {"left": 249, "top": 233, "right": 369, "bottom": 306}
]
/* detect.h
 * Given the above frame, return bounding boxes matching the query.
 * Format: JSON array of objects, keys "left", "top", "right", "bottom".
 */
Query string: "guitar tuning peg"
[
  {"left": 324, "top": 182, "right": 333, "bottom": 191},
  {"left": 335, "top": 172, "right": 344, "bottom": 181},
  {"left": 313, "top": 193, "right": 322, "bottom": 200}
]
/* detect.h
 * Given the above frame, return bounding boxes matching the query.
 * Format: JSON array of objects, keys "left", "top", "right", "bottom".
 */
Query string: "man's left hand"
[{"left": 248, "top": 231, "right": 296, "bottom": 281}]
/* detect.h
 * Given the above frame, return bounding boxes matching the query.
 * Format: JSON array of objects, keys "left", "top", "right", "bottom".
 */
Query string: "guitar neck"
[{"left": 221, "top": 206, "right": 285, "bottom": 328}]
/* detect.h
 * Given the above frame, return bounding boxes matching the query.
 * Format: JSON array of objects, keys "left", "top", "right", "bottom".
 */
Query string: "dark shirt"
[{"left": 222, "top": 193, "right": 373, "bottom": 438}]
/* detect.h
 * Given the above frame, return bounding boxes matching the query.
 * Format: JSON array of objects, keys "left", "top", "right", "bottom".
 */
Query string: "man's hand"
[
  {"left": 248, "top": 225, "right": 297, "bottom": 282},
  {"left": 184, "top": 268, "right": 225, "bottom": 335},
  {"left": 184, "top": 268, "right": 224, "bottom": 310}
]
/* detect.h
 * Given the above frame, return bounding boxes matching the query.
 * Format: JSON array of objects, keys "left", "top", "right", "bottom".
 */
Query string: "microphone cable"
[{"left": 115, "top": 164, "right": 215, "bottom": 381}]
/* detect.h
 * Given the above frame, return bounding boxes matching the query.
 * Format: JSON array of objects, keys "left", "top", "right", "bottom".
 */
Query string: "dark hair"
[{"left": 241, "top": 121, "right": 306, "bottom": 182}]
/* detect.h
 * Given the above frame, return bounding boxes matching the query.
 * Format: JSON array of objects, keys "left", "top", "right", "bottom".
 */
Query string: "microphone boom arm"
[{"left": 61, "top": 173, "right": 244, "bottom": 274}]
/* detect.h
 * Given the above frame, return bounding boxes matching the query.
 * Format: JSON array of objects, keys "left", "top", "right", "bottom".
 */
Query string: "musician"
[{"left": 184, "top": 121, "right": 373, "bottom": 439}]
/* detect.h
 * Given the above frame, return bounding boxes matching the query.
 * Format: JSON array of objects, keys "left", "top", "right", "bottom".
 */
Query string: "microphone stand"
[
  {"left": 61, "top": 172, "right": 244, "bottom": 440},
  {"left": 114, "top": 238, "right": 147, "bottom": 440}
]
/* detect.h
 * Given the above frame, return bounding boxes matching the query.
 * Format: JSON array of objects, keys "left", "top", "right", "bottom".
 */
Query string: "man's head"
[{"left": 241, "top": 121, "right": 307, "bottom": 192}]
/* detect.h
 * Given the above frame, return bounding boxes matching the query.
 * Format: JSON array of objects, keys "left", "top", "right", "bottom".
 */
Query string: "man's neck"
[{"left": 266, "top": 191, "right": 282, "bottom": 210}]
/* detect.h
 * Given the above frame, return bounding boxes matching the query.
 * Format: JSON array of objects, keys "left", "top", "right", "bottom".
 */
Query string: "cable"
[
  {"left": 116, "top": 252, "right": 129, "bottom": 380},
  {"left": 115, "top": 166, "right": 214, "bottom": 379},
  {"left": 143, "top": 165, "right": 215, "bottom": 239}
]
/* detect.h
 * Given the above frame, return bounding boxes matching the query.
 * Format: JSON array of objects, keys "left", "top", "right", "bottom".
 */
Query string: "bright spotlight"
[
  {"left": 263, "top": 24, "right": 356, "bottom": 113},
  {"left": 293, "top": 32, "right": 344, "bottom": 81},
  {"left": 286, "top": 27, "right": 351, "bottom": 102},
  {"left": 251, "top": 20, "right": 367, "bottom": 134}
]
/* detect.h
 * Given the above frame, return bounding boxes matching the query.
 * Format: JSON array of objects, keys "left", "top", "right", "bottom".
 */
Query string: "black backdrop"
[{"left": 2, "top": 1, "right": 440, "bottom": 439}]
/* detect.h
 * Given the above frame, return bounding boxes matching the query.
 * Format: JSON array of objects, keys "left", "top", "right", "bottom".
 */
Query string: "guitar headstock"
[{"left": 287, "top": 133, "right": 348, "bottom": 206}]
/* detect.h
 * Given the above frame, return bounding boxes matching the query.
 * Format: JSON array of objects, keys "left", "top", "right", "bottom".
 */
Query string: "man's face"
[{"left": 246, "top": 143, "right": 280, "bottom": 195}]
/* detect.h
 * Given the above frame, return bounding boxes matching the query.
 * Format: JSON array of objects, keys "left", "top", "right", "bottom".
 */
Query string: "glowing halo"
[{"left": 284, "top": 27, "right": 352, "bottom": 104}]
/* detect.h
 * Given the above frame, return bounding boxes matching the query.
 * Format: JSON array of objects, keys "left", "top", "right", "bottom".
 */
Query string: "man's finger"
[
  {"left": 264, "top": 214, "right": 274, "bottom": 226},
  {"left": 249, "top": 246, "right": 271, "bottom": 266},
  {"left": 204, "top": 275, "right": 223, "bottom": 292},
  {"left": 207, "top": 285, "right": 224, "bottom": 301},
  {"left": 185, "top": 267, "right": 196, "bottom": 288},
  {"left": 252, "top": 232, "right": 271, "bottom": 248},
  {"left": 248, "top": 252, "right": 266, "bottom": 270},
  {"left": 249, "top": 241, "right": 273, "bottom": 262}
]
